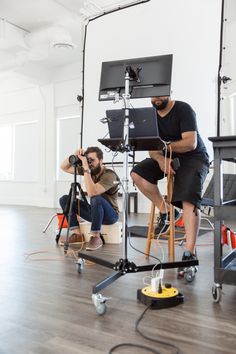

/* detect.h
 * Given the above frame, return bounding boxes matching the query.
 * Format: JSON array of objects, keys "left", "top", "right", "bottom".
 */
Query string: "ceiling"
[{"left": 0, "top": 0, "right": 140, "bottom": 77}]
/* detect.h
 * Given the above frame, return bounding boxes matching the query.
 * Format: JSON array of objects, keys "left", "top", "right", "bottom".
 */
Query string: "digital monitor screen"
[{"left": 99, "top": 54, "right": 172, "bottom": 101}]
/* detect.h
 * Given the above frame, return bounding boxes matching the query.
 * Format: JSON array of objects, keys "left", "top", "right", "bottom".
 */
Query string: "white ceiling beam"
[{"left": 0, "top": 18, "right": 28, "bottom": 50}]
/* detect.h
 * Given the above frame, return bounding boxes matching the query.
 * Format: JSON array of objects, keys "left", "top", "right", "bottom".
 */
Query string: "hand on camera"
[
  {"left": 76, "top": 149, "right": 88, "bottom": 168},
  {"left": 74, "top": 148, "right": 84, "bottom": 156}
]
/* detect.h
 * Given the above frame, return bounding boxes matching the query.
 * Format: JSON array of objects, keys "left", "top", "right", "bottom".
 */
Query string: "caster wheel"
[
  {"left": 92, "top": 293, "right": 110, "bottom": 316},
  {"left": 76, "top": 263, "right": 82, "bottom": 273},
  {"left": 76, "top": 258, "right": 84, "bottom": 273},
  {"left": 184, "top": 267, "right": 195, "bottom": 282},
  {"left": 96, "top": 303, "right": 107, "bottom": 315},
  {"left": 212, "top": 284, "right": 222, "bottom": 303}
]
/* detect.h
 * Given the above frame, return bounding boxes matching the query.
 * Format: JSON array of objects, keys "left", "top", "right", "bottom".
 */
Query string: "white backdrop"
[
  {"left": 82, "top": 0, "right": 222, "bottom": 164},
  {"left": 0, "top": 0, "right": 222, "bottom": 209}
]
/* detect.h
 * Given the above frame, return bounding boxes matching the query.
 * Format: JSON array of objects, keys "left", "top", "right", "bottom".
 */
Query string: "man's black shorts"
[{"left": 131, "top": 157, "right": 209, "bottom": 209}]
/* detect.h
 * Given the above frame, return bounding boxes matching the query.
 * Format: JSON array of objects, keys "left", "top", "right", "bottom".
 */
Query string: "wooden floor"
[{"left": 0, "top": 205, "right": 235, "bottom": 354}]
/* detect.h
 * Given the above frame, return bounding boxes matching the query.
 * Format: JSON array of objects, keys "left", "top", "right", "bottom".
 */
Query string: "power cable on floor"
[{"left": 109, "top": 304, "right": 181, "bottom": 354}]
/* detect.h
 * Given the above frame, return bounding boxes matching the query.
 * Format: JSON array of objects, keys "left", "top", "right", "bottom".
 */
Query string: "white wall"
[
  {"left": 0, "top": 61, "right": 81, "bottom": 207},
  {"left": 83, "top": 0, "right": 221, "bottom": 158},
  {"left": 0, "top": 83, "right": 55, "bottom": 206},
  {"left": 82, "top": 0, "right": 222, "bottom": 212},
  {"left": 0, "top": 0, "right": 222, "bottom": 212}
]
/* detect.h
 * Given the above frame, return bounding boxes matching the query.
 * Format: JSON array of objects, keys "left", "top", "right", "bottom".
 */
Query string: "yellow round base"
[{"left": 141, "top": 286, "right": 179, "bottom": 299}]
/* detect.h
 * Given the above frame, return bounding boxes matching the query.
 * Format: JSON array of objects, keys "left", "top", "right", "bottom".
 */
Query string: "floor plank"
[{"left": 0, "top": 205, "right": 235, "bottom": 354}]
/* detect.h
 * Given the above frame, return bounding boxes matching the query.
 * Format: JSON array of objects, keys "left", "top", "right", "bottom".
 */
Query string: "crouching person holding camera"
[{"left": 59, "top": 146, "right": 120, "bottom": 251}]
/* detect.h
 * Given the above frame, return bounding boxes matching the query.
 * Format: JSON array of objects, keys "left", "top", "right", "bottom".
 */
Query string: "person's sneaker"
[
  {"left": 59, "top": 233, "right": 84, "bottom": 246},
  {"left": 155, "top": 208, "right": 181, "bottom": 236},
  {"left": 177, "top": 251, "right": 197, "bottom": 276},
  {"left": 86, "top": 236, "right": 103, "bottom": 251}
]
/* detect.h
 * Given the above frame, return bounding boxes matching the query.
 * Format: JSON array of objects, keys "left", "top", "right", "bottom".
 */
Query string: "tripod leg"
[
  {"left": 63, "top": 183, "right": 80, "bottom": 253},
  {"left": 100, "top": 233, "right": 106, "bottom": 245},
  {"left": 55, "top": 213, "right": 67, "bottom": 244},
  {"left": 56, "top": 189, "right": 73, "bottom": 244}
]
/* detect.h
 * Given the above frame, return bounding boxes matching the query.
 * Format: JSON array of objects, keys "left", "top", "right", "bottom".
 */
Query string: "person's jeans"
[{"left": 59, "top": 194, "right": 119, "bottom": 232}]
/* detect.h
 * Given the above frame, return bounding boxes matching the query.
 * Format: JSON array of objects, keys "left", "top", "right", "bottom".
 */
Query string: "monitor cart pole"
[{"left": 77, "top": 68, "right": 198, "bottom": 315}]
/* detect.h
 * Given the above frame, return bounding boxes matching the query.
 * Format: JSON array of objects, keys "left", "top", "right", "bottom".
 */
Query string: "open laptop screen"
[{"left": 106, "top": 107, "right": 159, "bottom": 139}]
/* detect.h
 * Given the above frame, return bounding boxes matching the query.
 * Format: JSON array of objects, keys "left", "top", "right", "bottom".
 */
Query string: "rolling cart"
[{"left": 209, "top": 136, "right": 236, "bottom": 302}]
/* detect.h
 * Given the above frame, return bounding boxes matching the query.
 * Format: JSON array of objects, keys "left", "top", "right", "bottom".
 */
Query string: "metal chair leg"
[{"left": 43, "top": 213, "right": 58, "bottom": 233}]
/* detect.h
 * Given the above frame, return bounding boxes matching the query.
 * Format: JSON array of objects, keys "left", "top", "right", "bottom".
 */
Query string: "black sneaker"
[
  {"left": 177, "top": 251, "right": 197, "bottom": 276},
  {"left": 155, "top": 208, "right": 180, "bottom": 236}
]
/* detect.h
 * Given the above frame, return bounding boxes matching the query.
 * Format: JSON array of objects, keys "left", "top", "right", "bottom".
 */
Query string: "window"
[
  {"left": 14, "top": 121, "right": 39, "bottom": 181},
  {"left": 56, "top": 116, "right": 80, "bottom": 181},
  {"left": 0, "top": 125, "right": 12, "bottom": 180}
]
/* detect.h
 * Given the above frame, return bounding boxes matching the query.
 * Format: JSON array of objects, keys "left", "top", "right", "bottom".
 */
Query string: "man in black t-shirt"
[{"left": 131, "top": 96, "right": 209, "bottom": 269}]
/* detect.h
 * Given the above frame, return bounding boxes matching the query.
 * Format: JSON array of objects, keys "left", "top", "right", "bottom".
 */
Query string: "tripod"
[
  {"left": 77, "top": 68, "right": 198, "bottom": 315},
  {"left": 56, "top": 163, "right": 87, "bottom": 252}
]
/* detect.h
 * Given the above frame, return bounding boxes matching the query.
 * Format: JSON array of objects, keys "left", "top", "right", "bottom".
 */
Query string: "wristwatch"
[{"left": 83, "top": 168, "right": 91, "bottom": 174}]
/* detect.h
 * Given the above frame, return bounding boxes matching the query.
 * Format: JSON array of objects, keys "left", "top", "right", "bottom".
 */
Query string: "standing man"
[
  {"left": 131, "top": 96, "right": 209, "bottom": 270},
  {"left": 60, "top": 146, "right": 119, "bottom": 251}
]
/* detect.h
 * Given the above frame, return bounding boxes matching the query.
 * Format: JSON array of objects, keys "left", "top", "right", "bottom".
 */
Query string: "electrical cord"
[
  {"left": 127, "top": 224, "right": 165, "bottom": 291},
  {"left": 152, "top": 142, "right": 173, "bottom": 241},
  {"left": 126, "top": 146, "right": 176, "bottom": 285},
  {"left": 128, "top": 231, "right": 163, "bottom": 266},
  {"left": 109, "top": 304, "right": 181, "bottom": 354},
  {"left": 142, "top": 238, "right": 166, "bottom": 286},
  {"left": 23, "top": 246, "right": 84, "bottom": 262},
  {"left": 111, "top": 151, "right": 118, "bottom": 169},
  {"left": 135, "top": 305, "right": 181, "bottom": 354},
  {"left": 109, "top": 342, "right": 161, "bottom": 354}
]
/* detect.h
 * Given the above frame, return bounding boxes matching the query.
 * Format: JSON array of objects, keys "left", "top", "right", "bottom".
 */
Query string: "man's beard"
[
  {"left": 152, "top": 98, "right": 169, "bottom": 111},
  {"left": 91, "top": 164, "right": 102, "bottom": 176}
]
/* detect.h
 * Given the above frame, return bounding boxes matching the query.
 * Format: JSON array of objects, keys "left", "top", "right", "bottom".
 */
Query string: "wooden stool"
[{"left": 145, "top": 175, "right": 185, "bottom": 261}]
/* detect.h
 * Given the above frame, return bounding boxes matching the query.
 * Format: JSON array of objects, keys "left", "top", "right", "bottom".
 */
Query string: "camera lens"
[{"left": 69, "top": 155, "right": 82, "bottom": 166}]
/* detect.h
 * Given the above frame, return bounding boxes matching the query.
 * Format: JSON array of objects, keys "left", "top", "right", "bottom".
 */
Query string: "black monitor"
[{"left": 98, "top": 54, "right": 172, "bottom": 101}]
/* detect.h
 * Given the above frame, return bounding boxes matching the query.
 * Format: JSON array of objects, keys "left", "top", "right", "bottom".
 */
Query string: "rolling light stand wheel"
[
  {"left": 92, "top": 293, "right": 110, "bottom": 316},
  {"left": 212, "top": 283, "right": 222, "bottom": 303},
  {"left": 184, "top": 266, "right": 197, "bottom": 283},
  {"left": 96, "top": 302, "right": 107, "bottom": 315},
  {"left": 76, "top": 258, "right": 84, "bottom": 273}
]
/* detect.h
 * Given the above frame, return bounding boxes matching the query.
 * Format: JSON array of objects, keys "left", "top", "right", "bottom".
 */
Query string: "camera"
[{"left": 69, "top": 154, "right": 86, "bottom": 166}]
